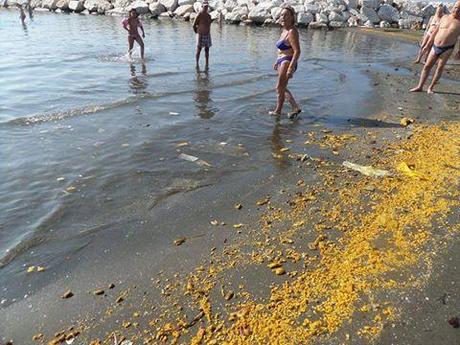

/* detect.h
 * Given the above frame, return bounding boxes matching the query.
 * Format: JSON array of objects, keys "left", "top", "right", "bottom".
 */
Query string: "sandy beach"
[{"left": 1, "top": 10, "right": 460, "bottom": 345}]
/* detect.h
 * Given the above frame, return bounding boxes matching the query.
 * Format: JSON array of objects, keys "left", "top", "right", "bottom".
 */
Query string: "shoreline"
[
  {"left": 2, "top": 0, "right": 453, "bottom": 30},
  {"left": 1, "top": 25, "right": 459, "bottom": 344}
]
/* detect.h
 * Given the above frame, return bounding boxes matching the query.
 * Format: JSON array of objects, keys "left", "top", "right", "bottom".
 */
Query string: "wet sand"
[{"left": 2, "top": 29, "right": 460, "bottom": 344}]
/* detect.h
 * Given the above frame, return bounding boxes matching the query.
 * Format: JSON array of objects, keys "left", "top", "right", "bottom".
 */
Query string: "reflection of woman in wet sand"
[
  {"left": 270, "top": 6, "right": 301, "bottom": 119},
  {"left": 26, "top": 0, "right": 34, "bottom": 19},
  {"left": 122, "top": 9, "right": 145, "bottom": 60},
  {"left": 17, "top": 4, "right": 26, "bottom": 23},
  {"left": 414, "top": 4, "right": 445, "bottom": 64}
]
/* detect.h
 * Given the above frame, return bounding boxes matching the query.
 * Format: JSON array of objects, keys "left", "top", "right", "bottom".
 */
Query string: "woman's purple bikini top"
[{"left": 276, "top": 31, "right": 292, "bottom": 51}]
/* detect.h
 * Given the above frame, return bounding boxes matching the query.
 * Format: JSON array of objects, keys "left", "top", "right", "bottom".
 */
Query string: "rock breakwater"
[{"left": 3, "top": 0, "right": 453, "bottom": 30}]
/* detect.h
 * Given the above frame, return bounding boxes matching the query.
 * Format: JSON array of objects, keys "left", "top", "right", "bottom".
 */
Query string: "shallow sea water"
[{"left": 0, "top": 9, "right": 417, "bottom": 292}]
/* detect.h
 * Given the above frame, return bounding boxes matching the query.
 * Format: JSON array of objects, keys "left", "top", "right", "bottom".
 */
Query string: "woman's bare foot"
[
  {"left": 413, "top": 59, "right": 420, "bottom": 64},
  {"left": 427, "top": 88, "right": 435, "bottom": 94},
  {"left": 410, "top": 86, "right": 423, "bottom": 92},
  {"left": 269, "top": 110, "right": 281, "bottom": 116}
]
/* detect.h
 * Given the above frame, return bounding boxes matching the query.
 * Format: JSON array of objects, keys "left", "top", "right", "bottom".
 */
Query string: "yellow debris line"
[{"left": 193, "top": 123, "right": 460, "bottom": 344}]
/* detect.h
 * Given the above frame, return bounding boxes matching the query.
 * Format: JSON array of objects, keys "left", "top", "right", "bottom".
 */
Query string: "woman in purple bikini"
[{"left": 270, "top": 6, "right": 301, "bottom": 119}]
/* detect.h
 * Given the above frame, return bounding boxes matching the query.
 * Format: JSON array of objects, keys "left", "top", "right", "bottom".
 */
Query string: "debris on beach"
[
  {"left": 108, "top": 283, "right": 115, "bottom": 289},
  {"left": 175, "top": 142, "right": 189, "bottom": 147},
  {"left": 234, "top": 203, "right": 243, "bottom": 210},
  {"left": 178, "top": 153, "right": 212, "bottom": 167},
  {"left": 40, "top": 123, "right": 460, "bottom": 345},
  {"left": 342, "top": 161, "right": 391, "bottom": 178},
  {"left": 256, "top": 198, "right": 270, "bottom": 206},
  {"left": 56, "top": 177, "right": 65, "bottom": 182},
  {"left": 273, "top": 267, "right": 286, "bottom": 275},
  {"left": 210, "top": 220, "right": 219, "bottom": 226},
  {"left": 448, "top": 317, "right": 459, "bottom": 328},
  {"left": 93, "top": 289, "right": 105, "bottom": 296},
  {"left": 65, "top": 186, "right": 77, "bottom": 193},
  {"left": 32, "top": 333, "right": 43, "bottom": 341},
  {"left": 233, "top": 224, "right": 244, "bottom": 229},
  {"left": 174, "top": 238, "right": 186, "bottom": 246},
  {"left": 396, "top": 162, "right": 427, "bottom": 180},
  {"left": 62, "top": 290, "right": 74, "bottom": 299},
  {"left": 169, "top": 112, "right": 179, "bottom": 116},
  {"left": 224, "top": 291, "right": 235, "bottom": 301},
  {"left": 400, "top": 117, "right": 415, "bottom": 127},
  {"left": 179, "top": 153, "right": 199, "bottom": 162}
]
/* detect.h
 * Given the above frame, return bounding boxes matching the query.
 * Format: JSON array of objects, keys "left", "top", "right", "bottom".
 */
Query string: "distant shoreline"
[{"left": 2, "top": 0, "right": 451, "bottom": 31}]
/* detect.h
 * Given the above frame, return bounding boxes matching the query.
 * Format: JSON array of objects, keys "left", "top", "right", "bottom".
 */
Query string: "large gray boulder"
[
  {"left": 97, "top": 0, "right": 112, "bottom": 13},
  {"left": 270, "top": 6, "right": 282, "bottom": 20},
  {"left": 42, "top": 0, "right": 58, "bottom": 10},
  {"left": 237, "top": 0, "right": 254, "bottom": 10},
  {"left": 56, "top": 0, "right": 69, "bottom": 10},
  {"left": 159, "top": 0, "right": 178, "bottom": 11},
  {"left": 248, "top": 2, "right": 276, "bottom": 23},
  {"left": 349, "top": 8, "right": 359, "bottom": 15},
  {"left": 130, "top": 0, "right": 149, "bottom": 13},
  {"left": 193, "top": 1, "right": 201, "bottom": 12},
  {"left": 224, "top": 0, "right": 237, "bottom": 11},
  {"left": 149, "top": 1, "right": 166, "bottom": 15},
  {"left": 344, "top": 0, "right": 356, "bottom": 9},
  {"left": 225, "top": 6, "right": 248, "bottom": 21},
  {"left": 329, "top": 10, "right": 343, "bottom": 22},
  {"left": 297, "top": 11, "right": 314, "bottom": 25},
  {"left": 360, "top": 6, "right": 380, "bottom": 23},
  {"left": 178, "top": 0, "right": 192, "bottom": 5},
  {"left": 83, "top": 0, "right": 98, "bottom": 11},
  {"left": 421, "top": 4, "right": 435, "bottom": 18},
  {"left": 401, "top": 2, "right": 422, "bottom": 17},
  {"left": 316, "top": 12, "right": 329, "bottom": 23},
  {"left": 174, "top": 3, "right": 193, "bottom": 15},
  {"left": 359, "top": 0, "right": 379, "bottom": 10},
  {"left": 378, "top": 4, "right": 399, "bottom": 22},
  {"left": 342, "top": 10, "right": 351, "bottom": 21},
  {"left": 113, "top": 0, "right": 130, "bottom": 8},
  {"left": 304, "top": 3, "right": 320, "bottom": 13},
  {"left": 292, "top": 4, "right": 304, "bottom": 14},
  {"left": 68, "top": 0, "right": 84, "bottom": 11}
]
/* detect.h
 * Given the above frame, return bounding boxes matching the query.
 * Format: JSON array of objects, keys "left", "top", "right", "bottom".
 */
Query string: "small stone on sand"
[
  {"left": 174, "top": 238, "right": 186, "bottom": 246},
  {"left": 62, "top": 290, "right": 74, "bottom": 299}
]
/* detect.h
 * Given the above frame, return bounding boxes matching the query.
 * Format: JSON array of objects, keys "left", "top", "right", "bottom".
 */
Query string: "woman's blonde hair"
[{"left": 281, "top": 5, "right": 296, "bottom": 24}]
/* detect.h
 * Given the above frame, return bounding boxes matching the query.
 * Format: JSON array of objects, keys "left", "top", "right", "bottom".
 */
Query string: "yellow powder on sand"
[{"left": 187, "top": 123, "right": 459, "bottom": 344}]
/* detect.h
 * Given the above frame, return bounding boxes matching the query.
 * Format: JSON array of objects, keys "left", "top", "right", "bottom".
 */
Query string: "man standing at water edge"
[
  {"left": 410, "top": 0, "right": 460, "bottom": 94},
  {"left": 193, "top": 0, "right": 212, "bottom": 69}
]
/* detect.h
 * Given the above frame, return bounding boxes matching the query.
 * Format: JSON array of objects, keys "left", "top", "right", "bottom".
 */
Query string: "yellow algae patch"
[{"left": 204, "top": 123, "right": 460, "bottom": 344}]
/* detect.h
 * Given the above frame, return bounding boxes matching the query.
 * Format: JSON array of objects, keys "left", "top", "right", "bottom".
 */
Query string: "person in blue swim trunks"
[
  {"left": 269, "top": 6, "right": 302, "bottom": 119},
  {"left": 410, "top": 0, "right": 460, "bottom": 94}
]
